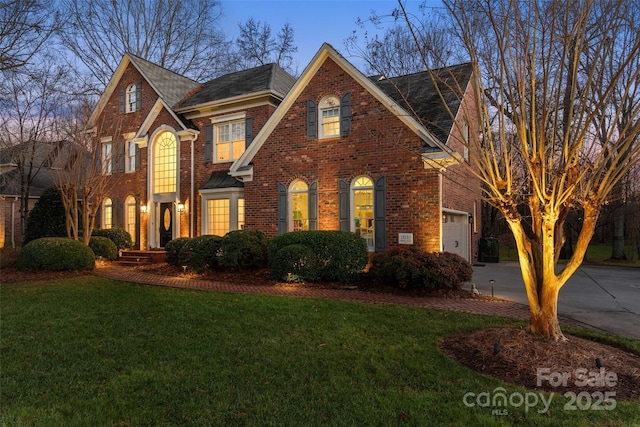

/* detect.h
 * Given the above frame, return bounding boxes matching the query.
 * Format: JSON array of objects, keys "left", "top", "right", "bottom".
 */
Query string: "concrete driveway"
[{"left": 471, "top": 261, "right": 640, "bottom": 341}]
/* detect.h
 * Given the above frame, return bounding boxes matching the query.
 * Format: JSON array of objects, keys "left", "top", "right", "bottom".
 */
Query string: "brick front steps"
[{"left": 117, "top": 250, "right": 166, "bottom": 266}]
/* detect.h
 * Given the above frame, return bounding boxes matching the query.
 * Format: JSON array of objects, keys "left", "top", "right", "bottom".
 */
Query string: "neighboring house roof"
[
  {"left": 0, "top": 168, "right": 56, "bottom": 197},
  {"left": 231, "top": 43, "right": 468, "bottom": 179},
  {"left": 179, "top": 63, "right": 296, "bottom": 109},
  {"left": 371, "top": 63, "right": 473, "bottom": 144}
]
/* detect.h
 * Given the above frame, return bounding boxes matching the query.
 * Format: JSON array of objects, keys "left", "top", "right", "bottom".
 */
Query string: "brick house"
[{"left": 87, "top": 43, "right": 482, "bottom": 261}]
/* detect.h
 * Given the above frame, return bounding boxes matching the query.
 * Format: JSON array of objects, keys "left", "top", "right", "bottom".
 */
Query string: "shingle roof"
[
  {"left": 200, "top": 170, "right": 244, "bottom": 190},
  {"left": 371, "top": 62, "right": 473, "bottom": 143},
  {"left": 127, "top": 53, "right": 201, "bottom": 109},
  {"left": 179, "top": 63, "right": 295, "bottom": 108}
]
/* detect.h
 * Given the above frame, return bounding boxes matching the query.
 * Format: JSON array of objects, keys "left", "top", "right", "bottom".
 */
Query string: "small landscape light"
[
  {"left": 596, "top": 357, "right": 604, "bottom": 368},
  {"left": 493, "top": 343, "right": 501, "bottom": 355}
]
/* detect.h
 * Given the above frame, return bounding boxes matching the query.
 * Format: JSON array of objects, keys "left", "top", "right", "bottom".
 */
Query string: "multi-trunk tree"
[{"left": 391, "top": 0, "right": 640, "bottom": 340}]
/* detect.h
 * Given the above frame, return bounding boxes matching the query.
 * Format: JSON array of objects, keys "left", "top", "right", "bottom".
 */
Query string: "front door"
[{"left": 159, "top": 202, "right": 173, "bottom": 247}]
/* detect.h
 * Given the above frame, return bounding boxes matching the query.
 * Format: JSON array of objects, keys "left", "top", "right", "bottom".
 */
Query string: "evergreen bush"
[
  {"left": 218, "top": 229, "right": 268, "bottom": 270},
  {"left": 92, "top": 228, "right": 133, "bottom": 250},
  {"left": 88, "top": 236, "right": 118, "bottom": 260},
  {"left": 17, "top": 237, "right": 95, "bottom": 271},
  {"left": 165, "top": 237, "right": 192, "bottom": 267},
  {"left": 23, "top": 187, "right": 67, "bottom": 245},
  {"left": 178, "top": 235, "right": 222, "bottom": 273},
  {"left": 268, "top": 231, "right": 368, "bottom": 282},
  {"left": 270, "top": 243, "right": 319, "bottom": 283}
]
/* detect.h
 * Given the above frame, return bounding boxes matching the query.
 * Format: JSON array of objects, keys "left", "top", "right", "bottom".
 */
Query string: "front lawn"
[{"left": 1, "top": 277, "right": 638, "bottom": 426}]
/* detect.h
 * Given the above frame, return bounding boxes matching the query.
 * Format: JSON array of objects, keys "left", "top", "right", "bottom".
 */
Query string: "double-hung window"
[
  {"left": 319, "top": 95, "right": 340, "bottom": 138},
  {"left": 215, "top": 120, "right": 245, "bottom": 162},
  {"left": 101, "top": 138, "right": 113, "bottom": 175},
  {"left": 127, "top": 84, "right": 138, "bottom": 113}
]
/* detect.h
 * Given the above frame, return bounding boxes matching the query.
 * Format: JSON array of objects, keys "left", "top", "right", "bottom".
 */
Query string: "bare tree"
[
  {"left": 58, "top": 0, "right": 233, "bottom": 92},
  {"left": 236, "top": 18, "right": 298, "bottom": 75},
  {"left": 51, "top": 98, "right": 123, "bottom": 245},
  {"left": 391, "top": 0, "right": 640, "bottom": 340},
  {"left": 0, "top": 61, "right": 70, "bottom": 240},
  {"left": 0, "top": 0, "right": 60, "bottom": 70}
]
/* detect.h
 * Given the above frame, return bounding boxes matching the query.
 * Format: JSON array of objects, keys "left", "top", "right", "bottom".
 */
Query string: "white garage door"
[{"left": 442, "top": 213, "right": 469, "bottom": 261}]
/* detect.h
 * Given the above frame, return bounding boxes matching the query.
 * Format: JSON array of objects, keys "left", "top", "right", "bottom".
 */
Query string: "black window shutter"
[
  {"left": 308, "top": 181, "right": 318, "bottom": 231},
  {"left": 135, "top": 144, "right": 141, "bottom": 170},
  {"left": 135, "top": 82, "right": 142, "bottom": 111},
  {"left": 307, "top": 99, "right": 317, "bottom": 139},
  {"left": 116, "top": 141, "right": 125, "bottom": 172},
  {"left": 117, "top": 199, "right": 124, "bottom": 228},
  {"left": 204, "top": 124, "right": 212, "bottom": 162},
  {"left": 277, "top": 183, "right": 287, "bottom": 234},
  {"left": 338, "top": 179, "right": 350, "bottom": 231},
  {"left": 340, "top": 92, "right": 351, "bottom": 136},
  {"left": 245, "top": 117, "right": 253, "bottom": 148},
  {"left": 374, "top": 176, "right": 386, "bottom": 252},
  {"left": 119, "top": 88, "right": 124, "bottom": 113}
]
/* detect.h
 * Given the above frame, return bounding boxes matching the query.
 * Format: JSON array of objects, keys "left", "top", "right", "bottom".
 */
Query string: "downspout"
[
  {"left": 190, "top": 138, "right": 194, "bottom": 237},
  {"left": 439, "top": 172, "right": 443, "bottom": 252},
  {"left": 11, "top": 196, "right": 17, "bottom": 248}
]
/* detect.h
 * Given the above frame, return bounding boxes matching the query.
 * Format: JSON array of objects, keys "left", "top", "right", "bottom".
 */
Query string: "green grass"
[{"left": 2, "top": 277, "right": 639, "bottom": 426}]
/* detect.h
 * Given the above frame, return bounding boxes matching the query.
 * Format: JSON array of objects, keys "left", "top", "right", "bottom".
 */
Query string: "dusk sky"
[{"left": 219, "top": 0, "right": 444, "bottom": 72}]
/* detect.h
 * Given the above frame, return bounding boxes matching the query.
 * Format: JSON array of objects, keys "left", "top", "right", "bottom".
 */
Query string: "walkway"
[{"left": 93, "top": 265, "right": 594, "bottom": 331}]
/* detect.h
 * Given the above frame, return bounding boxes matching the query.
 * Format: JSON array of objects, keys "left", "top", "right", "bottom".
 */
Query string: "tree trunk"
[{"left": 528, "top": 284, "right": 565, "bottom": 340}]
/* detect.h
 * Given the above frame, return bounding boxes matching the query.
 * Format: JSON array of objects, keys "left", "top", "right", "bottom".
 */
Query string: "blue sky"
[{"left": 219, "top": 0, "right": 443, "bottom": 72}]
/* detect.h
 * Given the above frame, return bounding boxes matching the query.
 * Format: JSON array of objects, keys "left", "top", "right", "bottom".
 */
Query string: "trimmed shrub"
[
  {"left": 88, "top": 236, "right": 118, "bottom": 260},
  {"left": 92, "top": 228, "right": 133, "bottom": 251},
  {"left": 369, "top": 247, "right": 473, "bottom": 290},
  {"left": 23, "top": 187, "right": 68, "bottom": 245},
  {"left": 178, "top": 235, "right": 223, "bottom": 273},
  {"left": 165, "top": 237, "right": 192, "bottom": 267},
  {"left": 218, "top": 229, "right": 268, "bottom": 270},
  {"left": 17, "top": 237, "right": 95, "bottom": 271},
  {"left": 271, "top": 244, "right": 319, "bottom": 283},
  {"left": 268, "top": 231, "right": 368, "bottom": 282}
]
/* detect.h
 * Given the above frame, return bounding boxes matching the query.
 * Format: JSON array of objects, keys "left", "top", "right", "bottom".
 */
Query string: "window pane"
[
  {"left": 238, "top": 198, "right": 245, "bottom": 230},
  {"left": 207, "top": 199, "right": 229, "bottom": 236},
  {"left": 103, "top": 198, "right": 113, "bottom": 229},
  {"left": 215, "top": 120, "right": 246, "bottom": 162},
  {"left": 125, "top": 196, "right": 136, "bottom": 242},
  {"left": 353, "top": 178, "right": 374, "bottom": 250}
]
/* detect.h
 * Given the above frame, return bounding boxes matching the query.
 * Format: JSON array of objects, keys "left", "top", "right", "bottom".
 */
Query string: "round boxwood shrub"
[
  {"left": 92, "top": 228, "right": 133, "bottom": 251},
  {"left": 165, "top": 237, "right": 192, "bottom": 267},
  {"left": 17, "top": 237, "right": 95, "bottom": 271},
  {"left": 271, "top": 243, "right": 319, "bottom": 283},
  {"left": 268, "top": 231, "right": 368, "bottom": 283},
  {"left": 89, "top": 236, "right": 118, "bottom": 260},
  {"left": 369, "top": 247, "right": 473, "bottom": 290},
  {"left": 218, "top": 229, "right": 268, "bottom": 270},
  {"left": 178, "top": 235, "right": 223, "bottom": 273}
]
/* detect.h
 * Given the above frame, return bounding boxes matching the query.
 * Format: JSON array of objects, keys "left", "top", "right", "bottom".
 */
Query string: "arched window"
[
  {"left": 319, "top": 95, "right": 340, "bottom": 138},
  {"left": 153, "top": 131, "right": 177, "bottom": 194},
  {"left": 352, "top": 176, "right": 374, "bottom": 251},
  {"left": 103, "top": 198, "right": 113, "bottom": 229},
  {"left": 290, "top": 180, "right": 309, "bottom": 231},
  {"left": 125, "top": 195, "right": 136, "bottom": 242},
  {"left": 126, "top": 83, "right": 138, "bottom": 113}
]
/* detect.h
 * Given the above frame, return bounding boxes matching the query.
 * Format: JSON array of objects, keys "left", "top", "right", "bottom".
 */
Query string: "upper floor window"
[
  {"left": 215, "top": 120, "right": 245, "bottom": 162},
  {"left": 101, "top": 140, "right": 113, "bottom": 175},
  {"left": 319, "top": 95, "right": 340, "bottom": 138},
  {"left": 307, "top": 93, "right": 351, "bottom": 139},
  {"left": 127, "top": 83, "right": 139, "bottom": 113},
  {"left": 120, "top": 83, "right": 141, "bottom": 113},
  {"left": 126, "top": 140, "right": 136, "bottom": 173}
]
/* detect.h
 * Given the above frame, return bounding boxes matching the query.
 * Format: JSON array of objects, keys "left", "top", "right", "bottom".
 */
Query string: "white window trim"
[
  {"left": 102, "top": 198, "right": 113, "bottom": 229},
  {"left": 319, "top": 95, "right": 340, "bottom": 139},
  {"left": 124, "top": 132, "right": 136, "bottom": 173},
  {"left": 126, "top": 83, "right": 137, "bottom": 113},
  {"left": 350, "top": 176, "right": 375, "bottom": 252},
  {"left": 199, "top": 188, "right": 244, "bottom": 235},
  {"left": 288, "top": 180, "right": 309, "bottom": 232},
  {"left": 211, "top": 112, "right": 247, "bottom": 163},
  {"left": 101, "top": 140, "right": 113, "bottom": 175}
]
